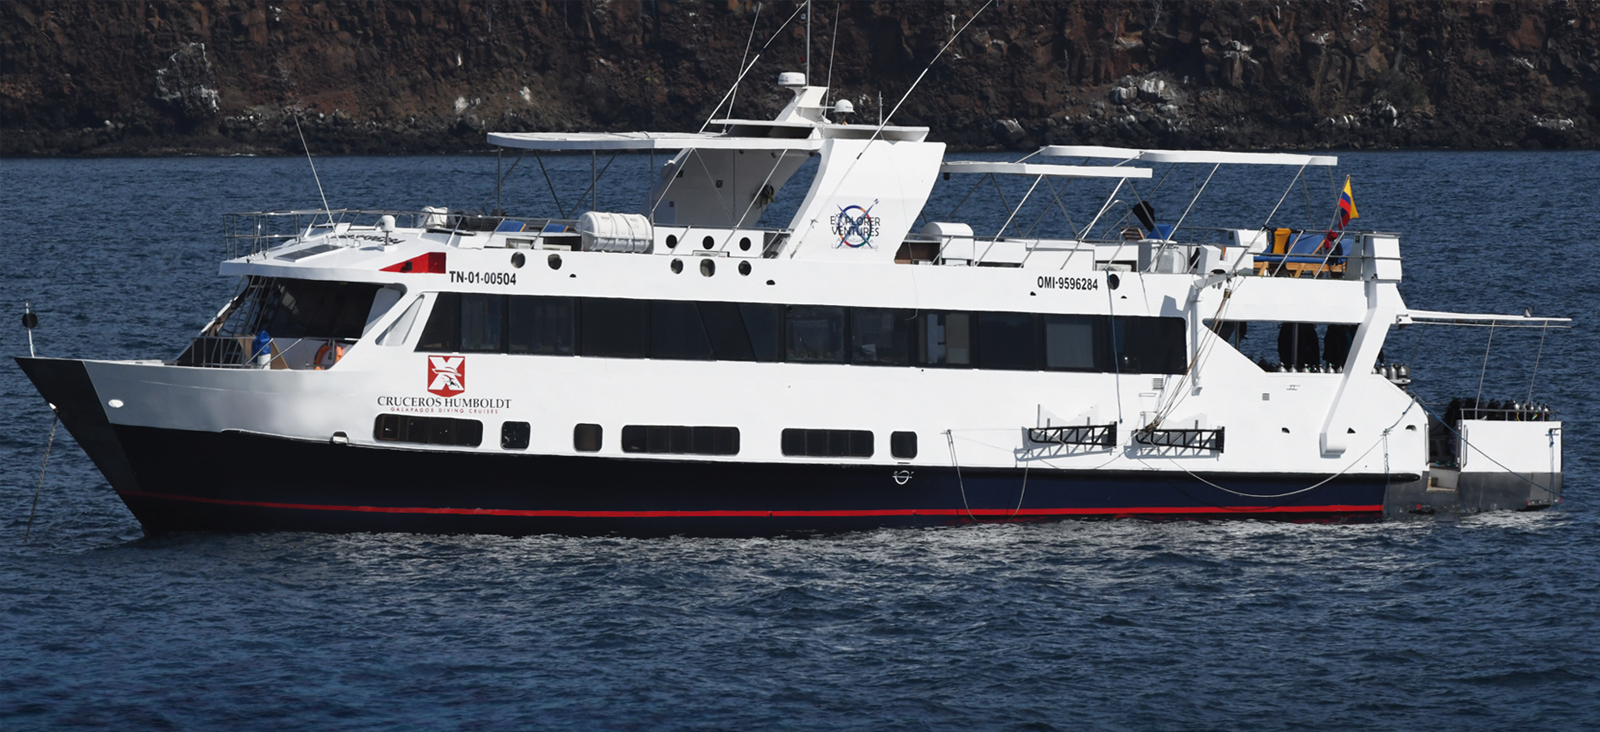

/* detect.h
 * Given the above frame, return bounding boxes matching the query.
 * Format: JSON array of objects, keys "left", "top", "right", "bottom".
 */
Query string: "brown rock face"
[{"left": 1, "top": 0, "right": 1595, "bottom": 156}]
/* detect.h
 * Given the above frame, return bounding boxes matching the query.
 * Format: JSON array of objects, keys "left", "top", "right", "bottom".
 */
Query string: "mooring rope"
[
  {"left": 945, "top": 429, "right": 977, "bottom": 522},
  {"left": 1153, "top": 397, "right": 1418, "bottom": 500},
  {"left": 25, "top": 413, "right": 59, "bottom": 540}
]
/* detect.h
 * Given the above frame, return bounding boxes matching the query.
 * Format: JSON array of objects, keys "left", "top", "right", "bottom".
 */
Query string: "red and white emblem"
[{"left": 427, "top": 356, "right": 466, "bottom": 396}]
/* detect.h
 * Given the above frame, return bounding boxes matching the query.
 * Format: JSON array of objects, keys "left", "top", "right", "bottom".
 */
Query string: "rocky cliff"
[{"left": 3, "top": 0, "right": 1596, "bottom": 156}]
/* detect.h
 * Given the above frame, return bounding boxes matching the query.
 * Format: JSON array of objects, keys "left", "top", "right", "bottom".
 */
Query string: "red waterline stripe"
[{"left": 118, "top": 490, "right": 1380, "bottom": 518}]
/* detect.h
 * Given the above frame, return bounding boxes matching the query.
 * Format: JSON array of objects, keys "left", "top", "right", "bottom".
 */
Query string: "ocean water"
[{"left": 2, "top": 150, "right": 1598, "bottom": 730}]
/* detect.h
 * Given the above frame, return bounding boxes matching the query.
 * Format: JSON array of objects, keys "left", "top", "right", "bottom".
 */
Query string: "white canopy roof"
[
  {"left": 1038, "top": 145, "right": 1338, "bottom": 167},
  {"left": 939, "top": 161, "right": 1152, "bottom": 178},
  {"left": 488, "top": 131, "right": 825, "bottom": 152}
]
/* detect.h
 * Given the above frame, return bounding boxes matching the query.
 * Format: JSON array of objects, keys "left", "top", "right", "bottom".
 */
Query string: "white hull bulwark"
[
  {"left": 20, "top": 353, "right": 1397, "bottom": 535},
  {"left": 16, "top": 74, "right": 1566, "bottom": 535}
]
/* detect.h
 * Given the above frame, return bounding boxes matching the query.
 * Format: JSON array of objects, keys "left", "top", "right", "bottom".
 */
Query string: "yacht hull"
[
  {"left": 109, "top": 425, "right": 1388, "bottom": 535},
  {"left": 22, "top": 356, "right": 1387, "bottom": 536}
]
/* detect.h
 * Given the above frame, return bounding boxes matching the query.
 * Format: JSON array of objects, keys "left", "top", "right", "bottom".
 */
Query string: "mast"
[{"left": 804, "top": 0, "right": 811, "bottom": 84}]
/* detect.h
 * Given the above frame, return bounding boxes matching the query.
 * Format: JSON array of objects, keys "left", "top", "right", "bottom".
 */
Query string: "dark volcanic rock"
[{"left": 1, "top": 0, "right": 1595, "bottom": 156}]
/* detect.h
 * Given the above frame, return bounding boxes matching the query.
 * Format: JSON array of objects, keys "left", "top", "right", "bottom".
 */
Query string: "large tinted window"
[
  {"left": 651, "top": 301, "right": 715, "bottom": 360},
  {"left": 460, "top": 293, "right": 504, "bottom": 353},
  {"left": 508, "top": 296, "right": 574, "bottom": 355},
  {"left": 977, "top": 312, "right": 1037, "bottom": 370},
  {"left": 410, "top": 292, "right": 1185, "bottom": 376},
  {"left": 698, "top": 302, "right": 756, "bottom": 361},
  {"left": 416, "top": 292, "right": 460, "bottom": 351},
  {"left": 787, "top": 306, "right": 846, "bottom": 363},
  {"left": 244, "top": 278, "right": 382, "bottom": 340},
  {"left": 919, "top": 312, "right": 971, "bottom": 366},
  {"left": 580, "top": 299, "right": 649, "bottom": 358},
  {"left": 851, "top": 308, "right": 915, "bottom": 366},
  {"left": 1044, "top": 315, "right": 1101, "bottom": 371},
  {"left": 739, "top": 303, "right": 784, "bottom": 362},
  {"left": 1112, "top": 317, "right": 1187, "bottom": 374}
]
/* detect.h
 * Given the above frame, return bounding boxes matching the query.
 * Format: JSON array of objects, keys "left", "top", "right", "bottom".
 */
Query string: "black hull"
[{"left": 19, "top": 356, "right": 1390, "bottom": 537}]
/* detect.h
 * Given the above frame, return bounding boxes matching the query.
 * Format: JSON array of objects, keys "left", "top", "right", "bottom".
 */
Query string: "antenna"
[
  {"left": 786, "top": 0, "right": 993, "bottom": 259},
  {"left": 699, "top": 2, "right": 807, "bottom": 132},
  {"left": 730, "top": 2, "right": 762, "bottom": 120},
  {"left": 293, "top": 110, "right": 335, "bottom": 225},
  {"left": 824, "top": 2, "right": 840, "bottom": 107},
  {"left": 805, "top": 0, "right": 812, "bottom": 84},
  {"left": 862, "top": 0, "right": 993, "bottom": 151}
]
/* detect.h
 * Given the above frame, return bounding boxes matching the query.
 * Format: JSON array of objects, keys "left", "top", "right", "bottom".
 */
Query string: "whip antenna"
[
  {"left": 860, "top": 0, "right": 993, "bottom": 154},
  {"left": 293, "top": 110, "right": 335, "bottom": 225},
  {"left": 728, "top": 2, "right": 762, "bottom": 121},
  {"left": 699, "top": 2, "right": 808, "bottom": 132}
]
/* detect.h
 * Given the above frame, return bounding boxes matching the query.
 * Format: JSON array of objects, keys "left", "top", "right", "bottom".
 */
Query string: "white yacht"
[{"left": 17, "top": 74, "right": 1566, "bottom": 535}]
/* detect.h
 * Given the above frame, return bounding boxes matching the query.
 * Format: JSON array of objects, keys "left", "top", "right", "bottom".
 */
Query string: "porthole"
[
  {"left": 666, "top": 234, "right": 678, "bottom": 249},
  {"left": 511, "top": 252, "right": 526, "bottom": 268},
  {"left": 502, "top": 421, "right": 531, "bottom": 450},
  {"left": 739, "top": 236, "right": 752, "bottom": 251},
  {"left": 574, "top": 423, "right": 603, "bottom": 452},
  {"left": 1107, "top": 273, "right": 1120, "bottom": 290},
  {"left": 738, "top": 261, "right": 752, "bottom": 276},
  {"left": 891, "top": 431, "right": 918, "bottom": 459},
  {"left": 700, "top": 259, "right": 715, "bottom": 277},
  {"left": 671, "top": 258, "right": 684, "bottom": 274},
  {"left": 702, "top": 235, "right": 715, "bottom": 250},
  {"left": 548, "top": 253, "right": 562, "bottom": 270}
]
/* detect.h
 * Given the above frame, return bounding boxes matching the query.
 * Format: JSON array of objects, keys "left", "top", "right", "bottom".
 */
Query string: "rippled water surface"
[{"left": 2, "top": 151, "right": 1598, "bottom": 730}]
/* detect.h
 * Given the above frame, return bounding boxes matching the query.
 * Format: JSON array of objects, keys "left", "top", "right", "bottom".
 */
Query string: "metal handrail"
[
  {"left": 223, "top": 209, "right": 586, "bottom": 259},
  {"left": 178, "top": 335, "right": 356, "bottom": 370}
]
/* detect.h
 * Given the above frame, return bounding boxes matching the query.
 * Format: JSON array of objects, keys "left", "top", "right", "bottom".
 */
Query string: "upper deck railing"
[{"left": 223, "top": 209, "right": 589, "bottom": 259}]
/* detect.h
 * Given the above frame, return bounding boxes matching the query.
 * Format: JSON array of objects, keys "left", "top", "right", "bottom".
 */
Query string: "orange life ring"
[{"left": 314, "top": 341, "right": 345, "bottom": 369}]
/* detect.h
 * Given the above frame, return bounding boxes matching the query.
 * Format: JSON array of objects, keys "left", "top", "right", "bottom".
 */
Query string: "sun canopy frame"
[
  {"left": 1398, "top": 309, "right": 1572, "bottom": 328},
  {"left": 939, "top": 161, "right": 1152, "bottom": 179},
  {"left": 488, "top": 131, "right": 825, "bottom": 152},
  {"left": 1038, "top": 145, "right": 1338, "bottom": 167}
]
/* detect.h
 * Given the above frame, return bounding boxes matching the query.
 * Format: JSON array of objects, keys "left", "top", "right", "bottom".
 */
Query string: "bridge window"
[
  {"left": 220, "top": 277, "right": 383, "bottom": 341},
  {"left": 415, "top": 292, "right": 460, "bottom": 352}
]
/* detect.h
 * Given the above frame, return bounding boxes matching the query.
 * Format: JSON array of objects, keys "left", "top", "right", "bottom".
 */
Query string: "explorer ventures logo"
[
  {"left": 831, "top": 201, "right": 880, "bottom": 248},
  {"left": 427, "top": 356, "right": 466, "bottom": 397}
]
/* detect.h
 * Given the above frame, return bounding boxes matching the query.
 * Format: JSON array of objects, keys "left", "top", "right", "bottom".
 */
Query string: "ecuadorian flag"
[{"left": 1338, "top": 176, "right": 1359, "bottom": 229}]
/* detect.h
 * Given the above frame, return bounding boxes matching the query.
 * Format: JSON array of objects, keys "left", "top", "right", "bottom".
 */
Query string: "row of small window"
[
  {"left": 374, "top": 414, "right": 485, "bottom": 447},
  {"left": 373, "top": 415, "right": 918, "bottom": 459},
  {"left": 416, "top": 293, "right": 1188, "bottom": 374}
]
